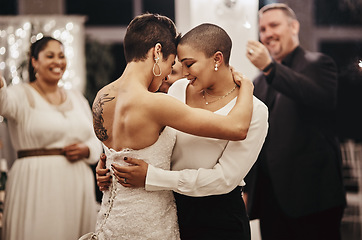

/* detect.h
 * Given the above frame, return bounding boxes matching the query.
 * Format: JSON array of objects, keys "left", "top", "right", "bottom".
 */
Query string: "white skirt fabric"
[{"left": 2, "top": 155, "right": 98, "bottom": 240}]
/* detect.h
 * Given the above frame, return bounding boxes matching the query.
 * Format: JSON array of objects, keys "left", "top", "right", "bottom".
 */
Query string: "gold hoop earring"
[
  {"left": 214, "top": 64, "right": 218, "bottom": 71},
  {"left": 153, "top": 57, "right": 162, "bottom": 77}
]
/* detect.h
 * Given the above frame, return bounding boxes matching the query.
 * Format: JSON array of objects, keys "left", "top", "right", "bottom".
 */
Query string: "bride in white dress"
[
  {"left": 94, "top": 127, "right": 178, "bottom": 239},
  {"left": 83, "top": 13, "right": 254, "bottom": 240}
]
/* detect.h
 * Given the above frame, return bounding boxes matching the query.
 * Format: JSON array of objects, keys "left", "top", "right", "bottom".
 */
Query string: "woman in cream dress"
[{"left": 0, "top": 36, "right": 103, "bottom": 240}]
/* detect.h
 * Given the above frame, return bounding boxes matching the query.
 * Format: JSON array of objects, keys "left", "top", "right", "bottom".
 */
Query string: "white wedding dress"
[{"left": 94, "top": 127, "right": 180, "bottom": 240}]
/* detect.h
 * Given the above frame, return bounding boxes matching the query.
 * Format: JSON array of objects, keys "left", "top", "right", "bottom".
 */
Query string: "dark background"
[{"left": 1, "top": 0, "right": 361, "bottom": 141}]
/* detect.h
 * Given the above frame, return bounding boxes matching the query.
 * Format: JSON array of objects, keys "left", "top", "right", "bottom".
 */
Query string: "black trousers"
[{"left": 174, "top": 187, "right": 251, "bottom": 240}]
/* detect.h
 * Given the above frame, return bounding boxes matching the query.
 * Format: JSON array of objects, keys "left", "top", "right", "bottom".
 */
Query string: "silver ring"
[
  {"left": 248, "top": 49, "right": 254, "bottom": 55},
  {"left": 123, "top": 178, "right": 127, "bottom": 184}
]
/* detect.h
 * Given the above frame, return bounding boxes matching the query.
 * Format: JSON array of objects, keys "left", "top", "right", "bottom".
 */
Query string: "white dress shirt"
[{"left": 146, "top": 79, "right": 268, "bottom": 197}]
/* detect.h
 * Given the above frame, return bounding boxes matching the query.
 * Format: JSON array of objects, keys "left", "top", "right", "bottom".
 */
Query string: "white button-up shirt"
[{"left": 146, "top": 79, "right": 268, "bottom": 197}]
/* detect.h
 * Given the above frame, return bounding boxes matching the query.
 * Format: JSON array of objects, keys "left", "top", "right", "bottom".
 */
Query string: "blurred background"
[{"left": 0, "top": 0, "right": 361, "bottom": 239}]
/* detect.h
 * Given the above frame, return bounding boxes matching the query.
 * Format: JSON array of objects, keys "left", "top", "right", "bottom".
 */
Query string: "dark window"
[
  {"left": 315, "top": 0, "right": 362, "bottom": 26},
  {"left": 66, "top": 0, "right": 175, "bottom": 26},
  {"left": 143, "top": 0, "right": 175, "bottom": 22},
  {"left": 0, "top": 0, "right": 17, "bottom": 15},
  {"left": 66, "top": 0, "right": 133, "bottom": 26},
  {"left": 258, "top": 0, "right": 277, "bottom": 10}
]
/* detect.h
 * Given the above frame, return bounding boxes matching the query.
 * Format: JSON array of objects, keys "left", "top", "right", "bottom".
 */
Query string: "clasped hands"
[
  {"left": 63, "top": 143, "right": 90, "bottom": 162},
  {"left": 96, "top": 153, "right": 148, "bottom": 191}
]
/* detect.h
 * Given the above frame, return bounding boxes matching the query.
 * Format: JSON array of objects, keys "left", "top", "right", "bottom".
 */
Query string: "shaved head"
[{"left": 179, "top": 23, "right": 232, "bottom": 65}]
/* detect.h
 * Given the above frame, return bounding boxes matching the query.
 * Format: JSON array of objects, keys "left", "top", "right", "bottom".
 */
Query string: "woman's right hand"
[{"left": 96, "top": 153, "right": 112, "bottom": 191}]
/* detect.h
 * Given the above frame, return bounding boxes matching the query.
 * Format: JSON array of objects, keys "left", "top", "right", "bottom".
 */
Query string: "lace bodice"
[{"left": 94, "top": 127, "right": 180, "bottom": 240}]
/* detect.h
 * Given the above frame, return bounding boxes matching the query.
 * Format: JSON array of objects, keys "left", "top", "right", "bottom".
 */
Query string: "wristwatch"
[{"left": 262, "top": 61, "right": 274, "bottom": 72}]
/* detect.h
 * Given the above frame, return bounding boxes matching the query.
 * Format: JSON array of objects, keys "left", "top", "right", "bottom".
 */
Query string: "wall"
[{"left": 175, "top": 0, "right": 259, "bottom": 80}]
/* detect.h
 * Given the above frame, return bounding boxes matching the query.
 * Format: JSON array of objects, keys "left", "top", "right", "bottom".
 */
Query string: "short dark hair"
[
  {"left": 179, "top": 23, "right": 232, "bottom": 66},
  {"left": 28, "top": 36, "right": 63, "bottom": 82},
  {"left": 123, "top": 13, "right": 180, "bottom": 63},
  {"left": 259, "top": 3, "right": 297, "bottom": 21}
]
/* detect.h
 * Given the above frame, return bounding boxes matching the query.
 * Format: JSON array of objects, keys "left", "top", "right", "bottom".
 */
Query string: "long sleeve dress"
[{"left": 0, "top": 80, "right": 103, "bottom": 240}]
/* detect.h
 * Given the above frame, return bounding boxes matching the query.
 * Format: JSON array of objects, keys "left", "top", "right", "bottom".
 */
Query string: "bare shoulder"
[
  {"left": 94, "top": 81, "right": 118, "bottom": 103},
  {"left": 93, "top": 82, "right": 118, "bottom": 113}
]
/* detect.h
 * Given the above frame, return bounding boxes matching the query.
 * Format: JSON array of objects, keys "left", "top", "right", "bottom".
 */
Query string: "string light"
[{"left": 0, "top": 16, "right": 86, "bottom": 92}]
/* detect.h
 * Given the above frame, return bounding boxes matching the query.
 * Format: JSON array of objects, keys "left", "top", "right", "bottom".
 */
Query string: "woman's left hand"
[
  {"left": 63, "top": 143, "right": 90, "bottom": 162},
  {"left": 230, "top": 67, "right": 252, "bottom": 88}
]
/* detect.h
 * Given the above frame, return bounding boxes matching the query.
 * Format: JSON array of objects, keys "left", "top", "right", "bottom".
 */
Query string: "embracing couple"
[{"left": 82, "top": 13, "right": 268, "bottom": 240}]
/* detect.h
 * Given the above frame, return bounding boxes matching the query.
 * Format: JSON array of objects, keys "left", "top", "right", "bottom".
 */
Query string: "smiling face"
[
  {"left": 32, "top": 40, "right": 66, "bottom": 83},
  {"left": 259, "top": 9, "right": 299, "bottom": 62},
  {"left": 177, "top": 44, "right": 215, "bottom": 92}
]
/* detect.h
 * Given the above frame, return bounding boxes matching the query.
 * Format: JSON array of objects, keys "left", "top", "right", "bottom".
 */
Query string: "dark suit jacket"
[{"left": 246, "top": 46, "right": 346, "bottom": 219}]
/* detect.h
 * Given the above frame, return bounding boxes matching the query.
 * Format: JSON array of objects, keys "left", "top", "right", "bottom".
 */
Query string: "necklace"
[
  {"left": 35, "top": 81, "right": 64, "bottom": 105},
  {"left": 204, "top": 89, "right": 226, "bottom": 98},
  {"left": 202, "top": 84, "right": 237, "bottom": 105}
]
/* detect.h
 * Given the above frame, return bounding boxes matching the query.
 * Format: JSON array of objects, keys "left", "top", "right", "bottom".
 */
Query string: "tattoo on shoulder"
[{"left": 92, "top": 93, "right": 115, "bottom": 141}]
